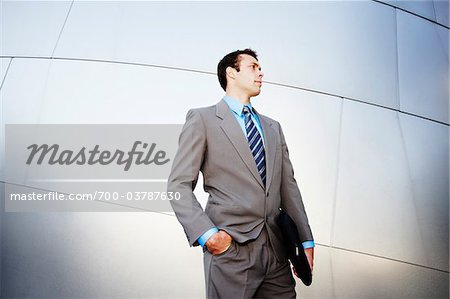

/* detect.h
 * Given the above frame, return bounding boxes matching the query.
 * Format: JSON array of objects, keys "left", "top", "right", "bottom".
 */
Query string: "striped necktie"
[{"left": 243, "top": 106, "right": 266, "bottom": 186}]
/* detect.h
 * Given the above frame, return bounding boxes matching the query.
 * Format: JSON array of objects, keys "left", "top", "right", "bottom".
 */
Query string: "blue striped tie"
[{"left": 243, "top": 106, "right": 266, "bottom": 186}]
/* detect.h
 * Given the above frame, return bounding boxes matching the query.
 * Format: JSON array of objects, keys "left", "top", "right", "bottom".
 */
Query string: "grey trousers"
[{"left": 203, "top": 227, "right": 296, "bottom": 299}]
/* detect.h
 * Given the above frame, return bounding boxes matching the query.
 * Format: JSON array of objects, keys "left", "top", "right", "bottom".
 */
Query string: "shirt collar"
[{"left": 223, "top": 96, "right": 253, "bottom": 117}]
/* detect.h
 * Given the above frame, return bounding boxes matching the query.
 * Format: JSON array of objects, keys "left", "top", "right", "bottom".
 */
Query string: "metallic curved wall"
[{"left": 1, "top": 1, "right": 448, "bottom": 298}]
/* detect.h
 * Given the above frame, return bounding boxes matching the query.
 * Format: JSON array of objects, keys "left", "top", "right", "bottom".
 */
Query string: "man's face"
[{"left": 233, "top": 54, "right": 264, "bottom": 97}]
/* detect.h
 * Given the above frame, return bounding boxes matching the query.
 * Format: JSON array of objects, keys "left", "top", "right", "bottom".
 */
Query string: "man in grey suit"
[{"left": 168, "top": 49, "right": 314, "bottom": 298}]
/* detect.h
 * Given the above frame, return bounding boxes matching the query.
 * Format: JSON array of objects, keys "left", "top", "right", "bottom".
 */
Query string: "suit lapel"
[
  {"left": 255, "top": 109, "right": 276, "bottom": 191},
  {"left": 216, "top": 99, "right": 265, "bottom": 189}
]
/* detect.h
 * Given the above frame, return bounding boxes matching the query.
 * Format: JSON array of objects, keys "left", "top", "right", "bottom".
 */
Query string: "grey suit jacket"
[{"left": 167, "top": 99, "right": 313, "bottom": 262}]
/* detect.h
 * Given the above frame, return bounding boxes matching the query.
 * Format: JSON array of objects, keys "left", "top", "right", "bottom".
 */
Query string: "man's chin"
[{"left": 250, "top": 89, "right": 262, "bottom": 97}]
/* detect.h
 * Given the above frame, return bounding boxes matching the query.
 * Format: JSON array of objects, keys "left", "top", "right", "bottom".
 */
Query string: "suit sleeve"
[
  {"left": 279, "top": 124, "right": 314, "bottom": 243},
  {"left": 168, "top": 109, "right": 216, "bottom": 247}
]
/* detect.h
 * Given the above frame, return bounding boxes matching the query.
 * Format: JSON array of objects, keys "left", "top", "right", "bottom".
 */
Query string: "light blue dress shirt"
[
  {"left": 224, "top": 96, "right": 265, "bottom": 143},
  {"left": 198, "top": 96, "right": 314, "bottom": 249}
]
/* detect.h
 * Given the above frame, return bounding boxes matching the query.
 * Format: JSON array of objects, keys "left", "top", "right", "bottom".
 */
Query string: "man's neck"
[{"left": 225, "top": 91, "right": 251, "bottom": 105}]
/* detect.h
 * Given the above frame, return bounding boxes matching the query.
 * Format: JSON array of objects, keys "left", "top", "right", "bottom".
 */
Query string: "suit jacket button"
[{"left": 266, "top": 192, "right": 269, "bottom": 197}]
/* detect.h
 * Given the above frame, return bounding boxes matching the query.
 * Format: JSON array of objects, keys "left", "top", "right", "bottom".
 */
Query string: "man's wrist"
[
  {"left": 302, "top": 240, "right": 315, "bottom": 249},
  {"left": 198, "top": 227, "right": 219, "bottom": 247}
]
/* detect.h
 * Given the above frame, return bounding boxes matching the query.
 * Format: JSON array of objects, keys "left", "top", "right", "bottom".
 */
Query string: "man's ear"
[{"left": 226, "top": 66, "right": 236, "bottom": 80}]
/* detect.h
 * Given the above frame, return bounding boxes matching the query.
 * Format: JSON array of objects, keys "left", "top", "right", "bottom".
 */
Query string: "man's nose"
[{"left": 259, "top": 71, "right": 264, "bottom": 78}]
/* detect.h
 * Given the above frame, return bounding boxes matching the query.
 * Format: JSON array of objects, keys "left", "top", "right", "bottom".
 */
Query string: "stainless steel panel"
[
  {"left": 0, "top": 1, "right": 72, "bottom": 57},
  {"left": 1, "top": 58, "right": 222, "bottom": 124},
  {"left": 397, "top": 10, "right": 449, "bottom": 124},
  {"left": 394, "top": 0, "right": 437, "bottom": 21},
  {"left": 398, "top": 112, "right": 449, "bottom": 271},
  {"left": 382, "top": 0, "right": 399, "bottom": 6},
  {"left": 0, "top": 58, "right": 12, "bottom": 87},
  {"left": 54, "top": 1, "right": 399, "bottom": 110},
  {"left": 433, "top": 0, "right": 449, "bottom": 27},
  {"left": 298, "top": 246, "right": 449, "bottom": 298},
  {"left": 334, "top": 100, "right": 448, "bottom": 271},
  {"left": 1, "top": 196, "right": 205, "bottom": 297},
  {"left": 0, "top": 58, "right": 11, "bottom": 180}
]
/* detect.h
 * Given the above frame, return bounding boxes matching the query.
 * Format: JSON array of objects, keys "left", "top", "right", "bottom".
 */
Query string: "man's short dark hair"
[{"left": 217, "top": 49, "right": 258, "bottom": 91}]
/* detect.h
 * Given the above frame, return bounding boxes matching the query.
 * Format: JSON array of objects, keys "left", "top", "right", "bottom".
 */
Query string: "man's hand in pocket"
[{"left": 205, "top": 230, "right": 233, "bottom": 255}]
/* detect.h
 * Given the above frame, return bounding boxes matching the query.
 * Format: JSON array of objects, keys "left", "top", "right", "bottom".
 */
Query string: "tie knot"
[{"left": 242, "top": 106, "right": 252, "bottom": 115}]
